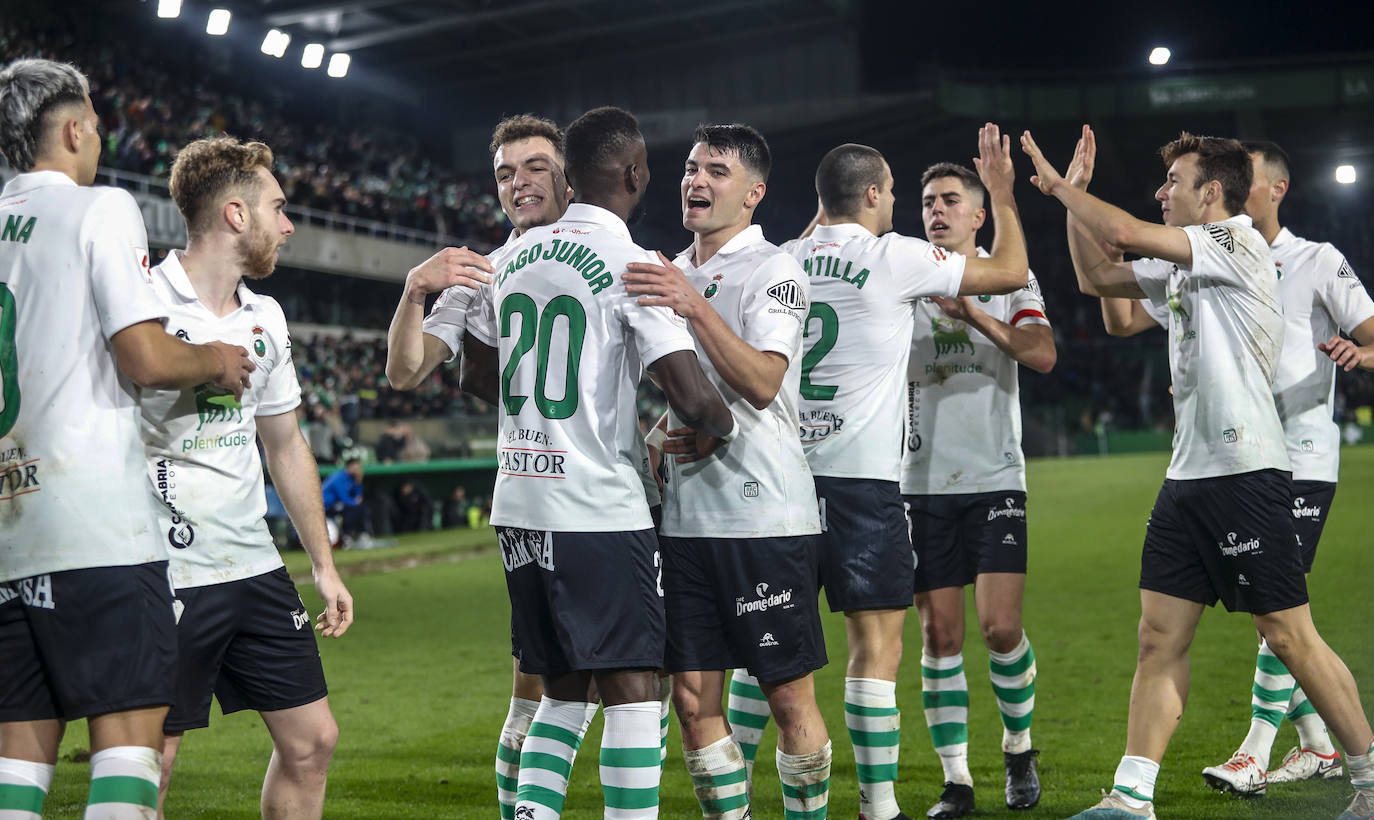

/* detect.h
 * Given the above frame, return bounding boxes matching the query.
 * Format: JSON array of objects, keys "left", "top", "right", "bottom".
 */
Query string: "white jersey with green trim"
[
  {"left": 0, "top": 171, "right": 167, "bottom": 582},
  {"left": 657, "top": 225, "right": 821, "bottom": 539},
  {"left": 1132, "top": 214, "right": 1289, "bottom": 480},
  {"left": 466, "top": 203, "right": 695, "bottom": 532},
  {"left": 900, "top": 250, "right": 1050, "bottom": 495},
  {"left": 139, "top": 251, "right": 301, "bottom": 589},
  {"left": 781, "top": 223, "right": 965, "bottom": 480},
  {"left": 1134, "top": 225, "right": 1369, "bottom": 482}
]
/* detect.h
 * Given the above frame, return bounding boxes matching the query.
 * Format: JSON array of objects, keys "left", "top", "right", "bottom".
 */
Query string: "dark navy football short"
[
  {"left": 500, "top": 527, "right": 665, "bottom": 677},
  {"left": 814, "top": 476, "right": 914, "bottom": 612},
  {"left": 1289, "top": 480, "right": 1336, "bottom": 573},
  {"left": 660, "top": 534, "right": 827, "bottom": 684},
  {"left": 905, "top": 491, "right": 1029, "bottom": 592},
  {"left": 165, "top": 566, "right": 327, "bottom": 732},
  {"left": 1139, "top": 469, "right": 1308, "bottom": 615},
  {"left": 0, "top": 561, "right": 176, "bottom": 722}
]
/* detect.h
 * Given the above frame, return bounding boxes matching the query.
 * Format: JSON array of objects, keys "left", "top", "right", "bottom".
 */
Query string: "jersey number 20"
[
  {"left": 500, "top": 293, "right": 586, "bottom": 420},
  {"left": 0, "top": 284, "right": 19, "bottom": 437}
]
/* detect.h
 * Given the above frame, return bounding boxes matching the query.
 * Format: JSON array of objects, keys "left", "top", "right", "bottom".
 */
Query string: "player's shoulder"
[{"left": 246, "top": 287, "right": 290, "bottom": 332}]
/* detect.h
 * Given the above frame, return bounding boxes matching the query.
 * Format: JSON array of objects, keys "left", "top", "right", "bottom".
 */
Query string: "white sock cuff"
[
  {"left": 89, "top": 746, "right": 161, "bottom": 780},
  {"left": 0, "top": 757, "right": 56, "bottom": 791},
  {"left": 845, "top": 677, "right": 896, "bottom": 694},
  {"left": 604, "top": 701, "right": 660, "bottom": 717},
  {"left": 510, "top": 696, "right": 541, "bottom": 718},
  {"left": 537, "top": 697, "right": 598, "bottom": 735},
  {"left": 922, "top": 652, "right": 964, "bottom": 671},
  {"left": 987, "top": 632, "right": 1031, "bottom": 665},
  {"left": 730, "top": 670, "right": 760, "bottom": 687},
  {"left": 684, "top": 735, "right": 744, "bottom": 772},
  {"left": 776, "top": 740, "right": 832, "bottom": 774}
]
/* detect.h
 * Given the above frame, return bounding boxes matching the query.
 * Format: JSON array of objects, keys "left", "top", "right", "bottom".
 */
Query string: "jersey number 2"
[
  {"left": 0, "top": 284, "right": 19, "bottom": 438},
  {"left": 500, "top": 293, "right": 586, "bottom": 420},
  {"left": 800, "top": 301, "right": 839, "bottom": 401}
]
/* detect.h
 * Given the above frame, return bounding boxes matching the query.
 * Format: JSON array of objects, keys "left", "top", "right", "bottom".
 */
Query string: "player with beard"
[{"left": 145, "top": 136, "right": 353, "bottom": 820}]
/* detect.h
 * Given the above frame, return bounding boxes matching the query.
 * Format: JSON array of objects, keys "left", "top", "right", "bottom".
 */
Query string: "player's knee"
[
  {"left": 920, "top": 620, "right": 962, "bottom": 656},
  {"left": 1135, "top": 615, "right": 1186, "bottom": 661},
  {"left": 276, "top": 716, "right": 338, "bottom": 774},
  {"left": 981, "top": 621, "right": 1021, "bottom": 654}
]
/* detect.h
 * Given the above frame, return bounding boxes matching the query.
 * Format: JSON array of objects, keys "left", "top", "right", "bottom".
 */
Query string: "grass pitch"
[{"left": 45, "top": 449, "right": 1374, "bottom": 818}]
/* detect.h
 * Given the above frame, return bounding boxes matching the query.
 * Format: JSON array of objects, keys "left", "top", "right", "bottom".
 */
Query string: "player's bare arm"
[
  {"left": 650, "top": 349, "right": 736, "bottom": 442},
  {"left": 257, "top": 411, "right": 354, "bottom": 638},
  {"left": 1099, "top": 297, "right": 1158, "bottom": 337},
  {"left": 1023, "top": 129, "right": 1193, "bottom": 266},
  {"left": 459, "top": 333, "right": 500, "bottom": 406},
  {"left": 1318, "top": 315, "right": 1374, "bottom": 372},
  {"left": 112, "top": 319, "right": 256, "bottom": 400},
  {"left": 625, "top": 251, "right": 788, "bottom": 410},
  {"left": 385, "top": 247, "right": 493, "bottom": 390},
  {"left": 959, "top": 123, "right": 1030, "bottom": 295},
  {"left": 1057, "top": 125, "right": 1146, "bottom": 299},
  {"left": 932, "top": 295, "right": 1057, "bottom": 373}
]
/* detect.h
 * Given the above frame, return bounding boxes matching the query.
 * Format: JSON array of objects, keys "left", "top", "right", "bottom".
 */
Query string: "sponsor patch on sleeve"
[
  {"left": 1204, "top": 224, "right": 1234, "bottom": 253},
  {"left": 766, "top": 280, "right": 807, "bottom": 311},
  {"left": 135, "top": 246, "right": 152, "bottom": 283}
]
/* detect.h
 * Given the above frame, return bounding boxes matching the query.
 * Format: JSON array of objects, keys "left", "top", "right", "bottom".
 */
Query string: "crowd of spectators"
[{"left": 1, "top": 18, "right": 507, "bottom": 245}]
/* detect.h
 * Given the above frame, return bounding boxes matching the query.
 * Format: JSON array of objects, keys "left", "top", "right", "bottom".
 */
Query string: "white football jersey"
[
  {"left": 467, "top": 204, "right": 695, "bottom": 532},
  {"left": 423, "top": 231, "right": 519, "bottom": 362},
  {"left": 0, "top": 171, "right": 166, "bottom": 581},
  {"left": 781, "top": 223, "right": 965, "bottom": 480},
  {"left": 901, "top": 251, "right": 1051, "bottom": 495},
  {"left": 1132, "top": 214, "right": 1289, "bottom": 480},
  {"left": 139, "top": 252, "right": 301, "bottom": 589},
  {"left": 657, "top": 225, "right": 822, "bottom": 539},
  {"left": 1269, "top": 229, "right": 1374, "bottom": 482}
]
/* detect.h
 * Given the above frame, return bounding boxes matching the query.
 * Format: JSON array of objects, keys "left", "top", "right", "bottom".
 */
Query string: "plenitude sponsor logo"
[{"left": 182, "top": 431, "right": 252, "bottom": 452}]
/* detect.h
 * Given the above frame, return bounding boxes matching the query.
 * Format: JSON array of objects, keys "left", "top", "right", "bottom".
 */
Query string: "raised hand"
[
  {"left": 1020, "top": 130, "right": 1066, "bottom": 196},
  {"left": 1066, "top": 124, "right": 1097, "bottom": 191},
  {"left": 405, "top": 246, "right": 494, "bottom": 306},
  {"left": 973, "top": 122, "right": 1015, "bottom": 199}
]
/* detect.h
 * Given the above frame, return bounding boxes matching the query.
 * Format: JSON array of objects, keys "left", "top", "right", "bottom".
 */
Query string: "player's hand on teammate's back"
[
  {"left": 405, "top": 246, "right": 494, "bottom": 305},
  {"left": 662, "top": 426, "right": 725, "bottom": 464},
  {"left": 625, "top": 252, "right": 709, "bottom": 320},
  {"left": 973, "top": 122, "right": 1016, "bottom": 198},
  {"left": 931, "top": 295, "right": 976, "bottom": 322},
  {"left": 312, "top": 566, "right": 354, "bottom": 638},
  {"left": 1019, "top": 130, "right": 1066, "bottom": 195},
  {"left": 1319, "top": 334, "right": 1368, "bottom": 372},
  {"left": 205, "top": 340, "right": 256, "bottom": 400},
  {"left": 1066, "top": 124, "right": 1096, "bottom": 191}
]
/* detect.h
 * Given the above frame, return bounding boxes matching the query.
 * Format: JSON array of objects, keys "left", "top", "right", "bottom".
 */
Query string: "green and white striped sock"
[
  {"left": 922, "top": 652, "right": 971, "bottom": 786},
  {"left": 496, "top": 696, "right": 540, "bottom": 820},
  {"left": 844, "top": 677, "right": 901, "bottom": 820},
  {"left": 1110, "top": 755, "right": 1158, "bottom": 809},
  {"left": 0, "top": 757, "right": 54, "bottom": 820},
  {"left": 777, "top": 741, "right": 830, "bottom": 820},
  {"left": 683, "top": 735, "right": 750, "bottom": 819},
  {"left": 601, "top": 702, "right": 661, "bottom": 819},
  {"left": 988, "top": 632, "right": 1036, "bottom": 754},
  {"left": 727, "top": 670, "right": 770, "bottom": 787},
  {"left": 85, "top": 746, "right": 159, "bottom": 819},
  {"left": 515, "top": 697, "right": 598, "bottom": 819},
  {"left": 1286, "top": 686, "right": 1336, "bottom": 755},
  {"left": 1239, "top": 639, "right": 1292, "bottom": 769},
  {"left": 660, "top": 678, "right": 672, "bottom": 770}
]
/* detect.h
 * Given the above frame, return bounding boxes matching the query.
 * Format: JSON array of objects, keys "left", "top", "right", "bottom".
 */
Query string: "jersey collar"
[
  {"left": 809, "top": 222, "right": 872, "bottom": 242},
  {"left": 1271, "top": 226, "right": 1297, "bottom": 249},
  {"left": 2, "top": 170, "right": 78, "bottom": 196},
  {"left": 559, "top": 203, "right": 632, "bottom": 241},
  {"left": 677, "top": 224, "right": 766, "bottom": 268},
  {"left": 159, "top": 249, "right": 262, "bottom": 310}
]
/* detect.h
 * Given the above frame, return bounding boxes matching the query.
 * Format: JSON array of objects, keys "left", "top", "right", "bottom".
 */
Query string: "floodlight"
[
  {"left": 1149, "top": 46, "right": 1171, "bottom": 66},
  {"left": 327, "top": 53, "right": 351, "bottom": 78},
  {"left": 157, "top": 0, "right": 182, "bottom": 18},
  {"left": 261, "top": 29, "right": 290, "bottom": 58},
  {"left": 206, "top": 9, "right": 231, "bottom": 35},
  {"left": 302, "top": 43, "right": 325, "bottom": 69},
  {"left": 1336, "top": 165, "right": 1357, "bottom": 185}
]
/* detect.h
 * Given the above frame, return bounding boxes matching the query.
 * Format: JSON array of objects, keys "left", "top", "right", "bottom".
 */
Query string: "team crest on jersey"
[
  {"left": 1204, "top": 224, "right": 1234, "bottom": 253},
  {"left": 251, "top": 325, "right": 267, "bottom": 359},
  {"left": 766, "top": 280, "right": 806, "bottom": 311},
  {"left": 703, "top": 273, "right": 723, "bottom": 300},
  {"left": 978, "top": 295, "right": 992, "bottom": 303}
]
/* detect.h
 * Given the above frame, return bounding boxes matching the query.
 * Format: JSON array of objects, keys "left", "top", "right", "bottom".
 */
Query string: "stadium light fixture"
[
  {"left": 302, "top": 43, "right": 325, "bottom": 69},
  {"left": 327, "top": 53, "right": 351, "bottom": 78},
  {"left": 206, "top": 9, "right": 231, "bottom": 36},
  {"left": 157, "top": 0, "right": 182, "bottom": 18},
  {"left": 261, "top": 29, "right": 291, "bottom": 58},
  {"left": 1148, "top": 46, "right": 1171, "bottom": 66},
  {"left": 1336, "top": 165, "right": 1357, "bottom": 185}
]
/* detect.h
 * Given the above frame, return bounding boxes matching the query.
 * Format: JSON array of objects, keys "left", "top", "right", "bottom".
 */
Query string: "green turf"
[{"left": 43, "top": 449, "right": 1374, "bottom": 818}]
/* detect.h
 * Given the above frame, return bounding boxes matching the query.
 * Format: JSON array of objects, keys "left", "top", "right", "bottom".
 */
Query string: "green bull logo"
[
  {"left": 930, "top": 316, "right": 974, "bottom": 357},
  {"left": 195, "top": 385, "right": 243, "bottom": 431},
  {"left": 1167, "top": 288, "right": 1190, "bottom": 323}
]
